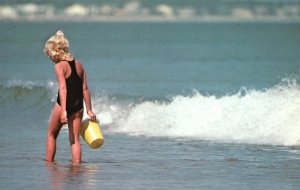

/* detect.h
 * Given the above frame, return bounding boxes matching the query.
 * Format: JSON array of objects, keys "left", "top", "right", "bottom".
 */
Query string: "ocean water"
[{"left": 1, "top": 19, "right": 300, "bottom": 189}]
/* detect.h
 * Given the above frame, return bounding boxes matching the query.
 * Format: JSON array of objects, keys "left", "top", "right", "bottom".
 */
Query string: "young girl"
[{"left": 43, "top": 30, "right": 96, "bottom": 164}]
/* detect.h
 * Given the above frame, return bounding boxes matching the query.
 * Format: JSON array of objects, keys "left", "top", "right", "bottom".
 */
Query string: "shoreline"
[{"left": 1, "top": 15, "right": 300, "bottom": 23}]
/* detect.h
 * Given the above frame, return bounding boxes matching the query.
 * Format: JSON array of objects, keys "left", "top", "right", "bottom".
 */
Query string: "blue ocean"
[{"left": 1, "top": 0, "right": 300, "bottom": 189}]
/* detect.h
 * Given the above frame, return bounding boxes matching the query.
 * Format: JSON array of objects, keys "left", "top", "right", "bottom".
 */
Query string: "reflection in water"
[{"left": 46, "top": 161, "right": 99, "bottom": 189}]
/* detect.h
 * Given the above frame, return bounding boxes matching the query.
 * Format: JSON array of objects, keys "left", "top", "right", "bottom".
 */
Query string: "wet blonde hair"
[{"left": 43, "top": 30, "right": 72, "bottom": 61}]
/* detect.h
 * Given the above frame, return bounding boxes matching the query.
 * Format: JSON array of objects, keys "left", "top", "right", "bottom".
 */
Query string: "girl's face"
[
  {"left": 50, "top": 54, "right": 60, "bottom": 63},
  {"left": 49, "top": 50, "right": 61, "bottom": 63}
]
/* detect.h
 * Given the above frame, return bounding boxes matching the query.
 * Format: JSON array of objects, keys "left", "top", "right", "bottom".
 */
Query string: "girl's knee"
[
  {"left": 47, "top": 124, "right": 62, "bottom": 139},
  {"left": 47, "top": 131, "right": 58, "bottom": 139}
]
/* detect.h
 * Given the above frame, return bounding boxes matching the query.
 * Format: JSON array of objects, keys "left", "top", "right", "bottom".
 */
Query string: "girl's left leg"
[{"left": 68, "top": 110, "right": 83, "bottom": 164}]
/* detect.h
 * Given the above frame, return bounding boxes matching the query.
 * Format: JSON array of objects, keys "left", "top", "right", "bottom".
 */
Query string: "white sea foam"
[
  {"left": 101, "top": 79, "right": 300, "bottom": 146},
  {"left": 4, "top": 79, "right": 47, "bottom": 89},
  {"left": 7, "top": 78, "right": 299, "bottom": 146}
]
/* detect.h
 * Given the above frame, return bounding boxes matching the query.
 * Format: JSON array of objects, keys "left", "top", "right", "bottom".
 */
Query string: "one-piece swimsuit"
[{"left": 57, "top": 59, "right": 83, "bottom": 116}]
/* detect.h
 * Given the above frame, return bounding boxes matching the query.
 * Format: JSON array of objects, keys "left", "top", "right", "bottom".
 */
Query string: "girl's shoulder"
[
  {"left": 75, "top": 59, "right": 82, "bottom": 66},
  {"left": 54, "top": 60, "right": 67, "bottom": 69},
  {"left": 74, "top": 59, "right": 85, "bottom": 77},
  {"left": 75, "top": 59, "right": 83, "bottom": 69},
  {"left": 56, "top": 60, "right": 69, "bottom": 66}
]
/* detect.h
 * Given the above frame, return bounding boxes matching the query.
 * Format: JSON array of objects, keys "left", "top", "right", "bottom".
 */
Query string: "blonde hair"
[{"left": 43, "top": 30, "right": 72, "bottom": 61}]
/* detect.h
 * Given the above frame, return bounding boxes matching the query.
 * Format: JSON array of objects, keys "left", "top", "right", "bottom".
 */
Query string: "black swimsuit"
[{"left": 57, "top": 60, "right": 83, "bottom": 116}]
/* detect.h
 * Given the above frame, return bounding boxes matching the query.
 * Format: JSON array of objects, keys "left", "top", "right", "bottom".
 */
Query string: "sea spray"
[
  {"left": 4, "top": 78, "right": 299, "bottom": 146},
  {"left": 105, "top": 79, "right": 300, "bottom": 146}
]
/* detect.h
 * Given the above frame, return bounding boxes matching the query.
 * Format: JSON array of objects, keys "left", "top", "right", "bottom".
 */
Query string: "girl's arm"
[
  {"left": 82, "top": 68, "right": 96, "bottom": 121},
  {"left": 54, "top": 63, "right": 68, "bottom": 123}
]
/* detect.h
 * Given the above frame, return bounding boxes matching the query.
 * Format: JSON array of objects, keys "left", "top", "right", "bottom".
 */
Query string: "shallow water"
[{"left": 1, "top": 131, "right": 300, "bottom": 189}]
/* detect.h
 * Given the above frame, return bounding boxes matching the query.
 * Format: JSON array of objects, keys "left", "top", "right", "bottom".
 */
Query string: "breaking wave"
[
  {"left": 2, "top": 78, "right": 300, "bottom": 146},
  {"left": 95, "top": 78, "right": 300, "bottom": 146}
]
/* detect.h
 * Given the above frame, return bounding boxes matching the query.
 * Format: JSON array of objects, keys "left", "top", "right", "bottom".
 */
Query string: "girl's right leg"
[
  {"left": 67, "top": 110, "right": 83, "bottom": 164},
  {"left": 46, "top": 103, "right": 63, "bottom": 162}
]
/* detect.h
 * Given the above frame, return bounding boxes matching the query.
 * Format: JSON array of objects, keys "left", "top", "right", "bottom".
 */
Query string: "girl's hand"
[
  {"left": 87, "top": 110, "right": 96, "bottom": 121},
  {"left": 60, "top": 110, "right": 68, "bottom": 124}
]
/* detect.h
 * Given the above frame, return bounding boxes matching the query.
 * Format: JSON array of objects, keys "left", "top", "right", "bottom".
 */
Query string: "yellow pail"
[{"left": 80, "top": 119, "right": 104, "bottom": 149}]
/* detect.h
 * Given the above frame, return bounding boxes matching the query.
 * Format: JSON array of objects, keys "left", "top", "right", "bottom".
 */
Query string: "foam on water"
[
  {"left": 2, "top": 79, "right": 53, "bottom": 89},
  {"left": 100, "top": 79, "right": 300, "bottom": 146},
  {"left": 3, "top": 78, "right": 299, "bottom": 146}
]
